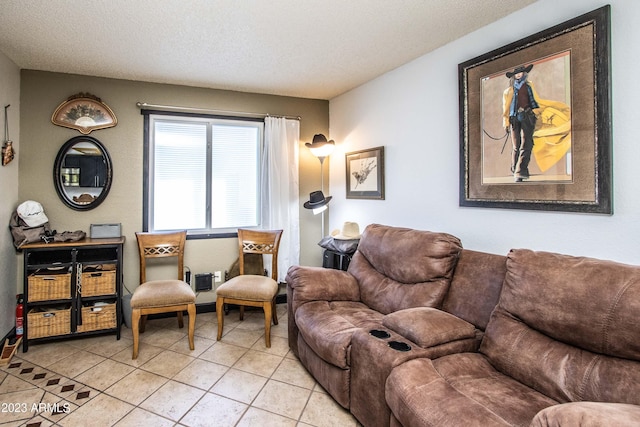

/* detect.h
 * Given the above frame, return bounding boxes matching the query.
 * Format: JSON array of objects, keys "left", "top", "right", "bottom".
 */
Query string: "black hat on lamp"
[
  {"left": 304, "top": 190, "right": 332, "bottom": 215},
  {"left": 305, "top": 134, "right": 335, "bottom": 238},
  {"left": 305, "top": 134, "right": 335, "bottom": 162}
]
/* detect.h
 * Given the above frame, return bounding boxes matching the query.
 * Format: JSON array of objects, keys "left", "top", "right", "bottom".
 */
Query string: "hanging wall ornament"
[
  {"left": 51, "top": 93, "right": 117, "bottom": 134},
  {"left": 2, "top": 104, "right": 15, "bottom": 166}
]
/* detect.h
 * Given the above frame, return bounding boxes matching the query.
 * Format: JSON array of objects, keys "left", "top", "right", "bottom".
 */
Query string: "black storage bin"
[{"left": 322, "top": 249, "right": 354, "bottom": 271}]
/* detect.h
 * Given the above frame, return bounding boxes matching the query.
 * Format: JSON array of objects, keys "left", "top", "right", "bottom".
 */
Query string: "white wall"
[
  {"left": 329, "top": 0, "right": 640, "bottom": 264},
  {"left": 0, "top": 51, "right": 20, "bottom": 337}
]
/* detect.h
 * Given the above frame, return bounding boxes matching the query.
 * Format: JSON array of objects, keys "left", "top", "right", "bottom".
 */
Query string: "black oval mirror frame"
[{"left": 53, "top": 136, "right": 113, "bottom": 211}]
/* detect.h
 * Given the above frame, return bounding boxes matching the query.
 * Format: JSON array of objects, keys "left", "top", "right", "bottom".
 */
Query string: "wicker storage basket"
[
  {"left": 27, "top": 272, "right": 71, "bottom": 302},
  {"left": 77, "top": 303, "right": 117, "bottom": 333},
  {"left": 27, "top": 307, "right": 71, "bottom": 339},
  {"left": 81, "top": 266, "right": 116, "bottom": 297}
]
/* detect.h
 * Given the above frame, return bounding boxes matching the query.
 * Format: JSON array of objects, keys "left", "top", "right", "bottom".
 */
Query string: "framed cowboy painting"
[{"left": 458, "top": 6, "right": 612, "bottom": 213}]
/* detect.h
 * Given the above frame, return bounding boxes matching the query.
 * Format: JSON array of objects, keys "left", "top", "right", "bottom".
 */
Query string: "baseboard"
[
  {"left": 195, "top": 302, "right": 216, "bottom": 314},
  {"left": 1, "top": 327, "right": 16, "bottom": 343}
]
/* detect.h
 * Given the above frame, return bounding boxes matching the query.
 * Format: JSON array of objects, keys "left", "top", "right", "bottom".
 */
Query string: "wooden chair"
[
  {"left": 216, "top": 229, "right": 283, "bottom": 347},
  {"left": 131, "top": 230, "right": 196, "bottom": 359}
]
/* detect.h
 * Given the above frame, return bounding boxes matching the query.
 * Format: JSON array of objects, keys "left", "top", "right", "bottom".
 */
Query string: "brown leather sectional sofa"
[{"left": 286, "top": 224, "right": 640, "bottom": 426}]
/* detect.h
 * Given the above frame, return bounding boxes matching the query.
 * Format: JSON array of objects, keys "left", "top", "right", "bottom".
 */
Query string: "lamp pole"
[
  {"left": 305, "top": 134, "right": 335, "bottom": 240},
  {"left": 319, "top": 156, "right": 326, "bottom": 238}
]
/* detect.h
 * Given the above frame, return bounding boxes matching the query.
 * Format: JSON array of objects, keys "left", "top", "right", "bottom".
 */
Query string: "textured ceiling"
[{"left": 0, "top": 1, "right": 536, "bottom": 100}]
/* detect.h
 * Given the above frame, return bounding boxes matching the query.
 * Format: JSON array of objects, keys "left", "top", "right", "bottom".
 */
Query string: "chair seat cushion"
[
  {"left": 131, "top": 279, "right": 195, "bottom": 309},
  {"left": 216, "top": 275, "right": 278, "bottom": 302}
]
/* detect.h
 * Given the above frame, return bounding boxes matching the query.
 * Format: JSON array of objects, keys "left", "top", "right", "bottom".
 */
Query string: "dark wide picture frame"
[
  {"left": 345, "top": 146, "right": 385, "bottom": 200},
  {"left": 458, "top": 5, "right": 612, "bottom": 213}
]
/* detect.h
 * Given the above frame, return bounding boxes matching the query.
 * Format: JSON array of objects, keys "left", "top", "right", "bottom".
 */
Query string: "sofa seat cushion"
[
  {"left": 386, "top": 354, "right": 557, "bottom": 427},
  {"left": 295, "top": 300, "right": 384, "bottom": 369},
  {"left": 382, "top": 307, "right": 476, "bottom": 348},
  {"left": 531, "top": 402, "right": 640, "bottom": 427}
]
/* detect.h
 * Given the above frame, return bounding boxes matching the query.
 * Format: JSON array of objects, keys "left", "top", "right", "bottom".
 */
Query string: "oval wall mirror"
[{"left": 53, "top": 136, "right": 113, "bottom": 211}]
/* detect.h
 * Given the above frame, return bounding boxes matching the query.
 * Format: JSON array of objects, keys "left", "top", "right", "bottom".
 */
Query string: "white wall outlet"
[{"left": 214, "top": 271, "right": 222, "bottom": 283}]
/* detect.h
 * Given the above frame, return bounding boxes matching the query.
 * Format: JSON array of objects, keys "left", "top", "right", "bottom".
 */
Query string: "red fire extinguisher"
[{"left": 16, "top": 294, "right": 24, "bottom": 338}]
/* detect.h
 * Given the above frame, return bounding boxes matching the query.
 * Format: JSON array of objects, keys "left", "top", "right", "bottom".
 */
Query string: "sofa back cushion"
[
  {"left": 348, "top": 224, "right": 462, "bottom": 314},
  {"left": 481, "top": 249, "right": 640, "bottom": 404},
  {"left": 442, "top": 249, "right": 506, "bottom": 330}
]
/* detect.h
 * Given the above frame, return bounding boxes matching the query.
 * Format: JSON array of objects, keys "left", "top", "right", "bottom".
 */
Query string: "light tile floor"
[{"left": 0, "top": 304, "right": 360, "bottom": 427}]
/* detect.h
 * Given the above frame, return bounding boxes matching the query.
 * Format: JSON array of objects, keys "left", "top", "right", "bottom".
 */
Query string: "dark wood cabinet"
[
  {"left": 63, "top": 154, "right": 108, "bottom": 187},
  {"left": 21, "top": 237, "right": 124, "bottom": 352}
]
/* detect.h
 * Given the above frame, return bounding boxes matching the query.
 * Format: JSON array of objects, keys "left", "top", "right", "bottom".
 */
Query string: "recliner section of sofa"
[
  {"left": 286, "top": 224, "right": 506, "bottom": 423},
  {"left": 386, "top": 248, "right": 640, "bottom": 426},
  {"left": 287, "top": 224, "right": 465, "bottom": 409}
]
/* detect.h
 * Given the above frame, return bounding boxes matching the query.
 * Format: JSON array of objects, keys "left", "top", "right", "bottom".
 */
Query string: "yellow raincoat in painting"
[{"left": 503, "top": 82, "right": 571, "bottom": 173}]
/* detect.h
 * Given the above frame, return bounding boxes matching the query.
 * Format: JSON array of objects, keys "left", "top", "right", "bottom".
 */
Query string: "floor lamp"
[{"left": 304, "top": 134, "right": 335, "bottom": 238}]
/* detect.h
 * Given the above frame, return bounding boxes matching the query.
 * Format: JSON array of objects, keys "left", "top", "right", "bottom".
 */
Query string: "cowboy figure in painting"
[{"left": 503, "top": 64, "right": 540, "bottom": 182}]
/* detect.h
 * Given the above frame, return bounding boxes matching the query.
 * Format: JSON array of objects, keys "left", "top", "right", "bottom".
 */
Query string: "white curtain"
[{"left": 261, "top": 117, "right": 300, "bottom": 282}]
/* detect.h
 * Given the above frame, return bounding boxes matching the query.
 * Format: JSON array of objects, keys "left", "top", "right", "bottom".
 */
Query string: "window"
[{"left": 143, "top": 113, "right": 264, "bottom": 237}]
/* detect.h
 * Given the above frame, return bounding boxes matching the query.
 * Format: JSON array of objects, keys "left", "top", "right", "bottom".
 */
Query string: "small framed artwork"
[
  {"left": 458, "top": 6, "right": 611, "bottom": 213},
  {"left": 52, "top": 93, "right": 117, "bottom": 135},
  {"left": 346, "top": 146, "right": 385, "bottom": 200}
]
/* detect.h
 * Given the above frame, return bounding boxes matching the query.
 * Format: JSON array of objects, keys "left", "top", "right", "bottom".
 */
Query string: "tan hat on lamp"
[{"left": 331, "top": 222, "right": 361, "bottom": 240}]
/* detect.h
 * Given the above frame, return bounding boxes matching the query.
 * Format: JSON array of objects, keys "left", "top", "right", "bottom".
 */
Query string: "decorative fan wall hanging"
[{"left": 51, "top": 93, "right": 117, "bottom": 134}]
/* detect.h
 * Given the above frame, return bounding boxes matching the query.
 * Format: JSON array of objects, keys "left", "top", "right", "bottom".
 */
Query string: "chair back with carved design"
[
  {"left": 238, "top": 229, "right": 282, "bottom": 281},
  {"left": 136, "top": 231, "right": 186, "bottom": 284}
]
